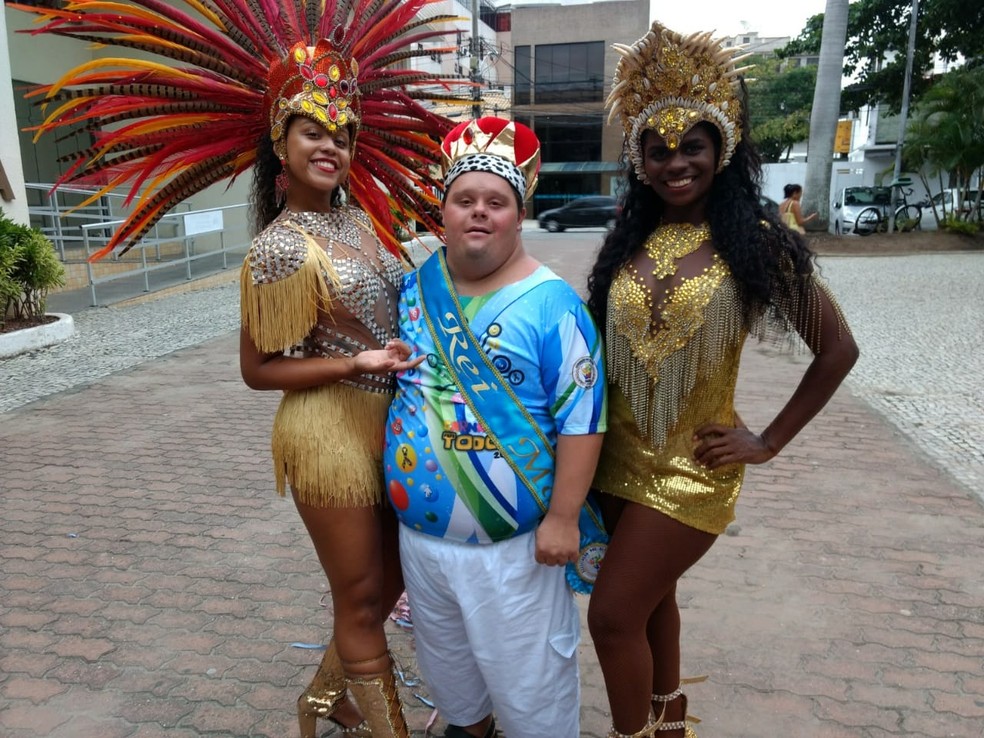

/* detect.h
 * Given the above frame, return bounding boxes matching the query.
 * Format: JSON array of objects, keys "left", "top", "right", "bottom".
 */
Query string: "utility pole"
[
  {"left": 888, "top": 0, "right": 919, "bottom": 232},
  {"left": 470, "top": 0, "right": 482, "bottom": 118}
]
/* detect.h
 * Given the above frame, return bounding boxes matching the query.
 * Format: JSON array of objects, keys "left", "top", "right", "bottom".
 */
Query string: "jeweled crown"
[
  {"left": 441, "top": 118, "right": 541, "bottom": 199},
  {"left": 267, "top": 37, "right": 361, "bottom": 155},
  {"left": 607, "top": 22, "right": 753, "bottom": 177}
]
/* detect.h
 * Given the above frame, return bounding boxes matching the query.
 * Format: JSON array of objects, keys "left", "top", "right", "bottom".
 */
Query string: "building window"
[
  {"left": 515, "top": 114, "right": 601, "bottom": 163},
  {"left": 514, "top": 45, "right": 531, "bottom": 105},
  {"left": 533, "top": 41, "right": 605, "bottom": 104}
]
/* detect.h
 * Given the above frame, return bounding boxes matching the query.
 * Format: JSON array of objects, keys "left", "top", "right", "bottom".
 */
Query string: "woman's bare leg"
[
  {"left": 588, "top": 500, "right": 716, "bottom": 734},
  {"left": 292, "top": 493, "right": 403, "bottom": 664}
]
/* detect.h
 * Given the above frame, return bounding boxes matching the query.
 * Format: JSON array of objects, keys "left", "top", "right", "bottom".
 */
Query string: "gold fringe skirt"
[{"left": 271, "top": 383, "right": 392, "bottom": 508}]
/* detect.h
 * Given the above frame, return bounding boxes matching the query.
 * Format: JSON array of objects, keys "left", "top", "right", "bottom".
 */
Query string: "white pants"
[{"left": 399, "top": 527, "right": 581, "bottom": 738}]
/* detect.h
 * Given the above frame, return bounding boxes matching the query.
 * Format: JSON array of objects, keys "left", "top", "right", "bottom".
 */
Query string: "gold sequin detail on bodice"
[{"left": 594, "top": 236, "right": 747, "bottom": 534}]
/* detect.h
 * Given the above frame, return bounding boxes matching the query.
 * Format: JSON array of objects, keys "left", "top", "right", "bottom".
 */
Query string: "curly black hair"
[
  {"left": 587, "top": 90, "right": 815, "bottom": 333},
  {"left": 249, "top": 132, "right": 283, "bottom": 237}
]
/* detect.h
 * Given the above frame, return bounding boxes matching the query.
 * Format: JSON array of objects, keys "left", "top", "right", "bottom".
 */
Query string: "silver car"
[{"left": 830, "top": 186, "right": 891, "bottom": 235}]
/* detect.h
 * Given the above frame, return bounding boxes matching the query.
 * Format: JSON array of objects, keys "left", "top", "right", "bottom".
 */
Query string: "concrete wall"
[
  {"left": 4, "top": 4, "right": 248, "bottom": 230},
  {"left": 1, "top": 8, "right": 29, "bottom": 224}
]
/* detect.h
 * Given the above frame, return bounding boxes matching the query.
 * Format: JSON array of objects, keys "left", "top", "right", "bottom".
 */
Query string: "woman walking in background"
[
  {"left": 586, "top": 21, "right": 859, "bottom": 738},
  {"left": 780, "top": 183, "right": 818, "bottom": 233}
]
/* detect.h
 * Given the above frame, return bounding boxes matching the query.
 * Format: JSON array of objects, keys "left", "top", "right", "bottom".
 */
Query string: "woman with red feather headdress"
[{"left": 12, "top": 0, "right": 473, "bottom": 734}]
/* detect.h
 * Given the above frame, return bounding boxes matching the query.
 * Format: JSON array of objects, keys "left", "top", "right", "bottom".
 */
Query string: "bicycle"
[{"left": 853, "top": 178, "right": 923, "bottom": 236}]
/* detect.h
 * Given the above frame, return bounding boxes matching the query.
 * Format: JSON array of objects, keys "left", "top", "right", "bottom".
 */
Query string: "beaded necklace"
[
  {"left": 643, "top": 222, "right": 711, "bottom": 279},
  {"left": 284, "top": 208, "right": 362, "bottom": 252}
]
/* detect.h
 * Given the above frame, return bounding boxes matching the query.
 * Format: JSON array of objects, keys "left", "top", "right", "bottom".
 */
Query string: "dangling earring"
[
  {"left": 276, "top": 159, "right": 290, "bottom": 206},
  {"left": 333, "top": 180, "right": 349, "bottom": 208}
]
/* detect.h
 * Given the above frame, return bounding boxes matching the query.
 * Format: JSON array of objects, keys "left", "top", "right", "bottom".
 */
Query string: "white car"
[
  {"left": 920, "top": 189, "right": 982, "bottom": 230},
  {"left": 830, "top": 186, "right": 892, "bottom": 235}
]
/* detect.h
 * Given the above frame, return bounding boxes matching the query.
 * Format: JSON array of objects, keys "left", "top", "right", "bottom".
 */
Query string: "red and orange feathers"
[{"left": 11, "top": 0, "right": 473, "bottom": 259}]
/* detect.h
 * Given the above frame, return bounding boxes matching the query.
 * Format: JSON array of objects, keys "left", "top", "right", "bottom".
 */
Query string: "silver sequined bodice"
[{"left": 247, "top": 207, "right": 404, "bottom": 393}]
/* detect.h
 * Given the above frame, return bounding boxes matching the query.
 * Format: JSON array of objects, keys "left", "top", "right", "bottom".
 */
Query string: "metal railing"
[
  {"left": 80, "top": 203, "right": 250, "bottom": 306},
  {"left": 25, "top": 183, "right": 192, "bottom": 260}
]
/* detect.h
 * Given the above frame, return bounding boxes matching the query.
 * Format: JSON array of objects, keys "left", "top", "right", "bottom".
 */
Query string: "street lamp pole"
[
  {"left": 470, "top": 0, "right": 482, "bottom": 118},
  {"left": 889, "top": 0, "right": 919, "bottom": 232}
]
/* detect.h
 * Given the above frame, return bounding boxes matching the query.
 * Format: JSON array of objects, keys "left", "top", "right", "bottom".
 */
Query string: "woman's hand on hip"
[{"left": 692, "top": 423, "right": 776, "bottom": 468}]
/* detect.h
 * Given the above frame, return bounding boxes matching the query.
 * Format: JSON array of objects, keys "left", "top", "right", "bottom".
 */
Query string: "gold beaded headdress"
[
  {"left": 607, "top": 21, "right": 753, "bottom": 178},
  {"left": 267, "top": 39, "right": 361, "bottom": 160}
]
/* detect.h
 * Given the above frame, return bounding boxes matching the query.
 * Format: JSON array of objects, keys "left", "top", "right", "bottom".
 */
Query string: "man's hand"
[{"left": 535, "top": 511, "right": 579, "bottom": 566}]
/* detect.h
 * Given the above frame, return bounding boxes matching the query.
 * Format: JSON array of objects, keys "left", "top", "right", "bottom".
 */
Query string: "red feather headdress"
[{"left": 10, "top": 0, "right": 473, "bottom": 260}]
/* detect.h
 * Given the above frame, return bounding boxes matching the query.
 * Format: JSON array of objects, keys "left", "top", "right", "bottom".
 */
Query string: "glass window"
[
  {"left": 534, "top": 114, "right": 602, "bottom": 163},
  {"left": 514, "top": 45, "right": 531, "bottom": 105},
  {"left": 533, "top": 41, "right": 605, "bottom": 103}
]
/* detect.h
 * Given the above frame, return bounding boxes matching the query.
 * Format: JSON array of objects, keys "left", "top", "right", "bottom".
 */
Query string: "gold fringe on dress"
[
  {"left": 240, "top": 234, "right": 341, "bottom": 354},
  {"left": 272, "top": 383, "right": 392, "bottom": 507},
  {"left": 753, "top": 272, "right": 852, "bottom": 354},
  {"left": 606, "top": 259, "right": 744, "bottom": 448}
]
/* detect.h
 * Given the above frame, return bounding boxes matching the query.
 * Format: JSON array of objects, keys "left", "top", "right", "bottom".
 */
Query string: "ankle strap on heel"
[
  {"left": 606, "top": 711, "right": 660, "bottom": 737},
  {"left": 651, "top": 676, "right": 707, "bottom": 733}
]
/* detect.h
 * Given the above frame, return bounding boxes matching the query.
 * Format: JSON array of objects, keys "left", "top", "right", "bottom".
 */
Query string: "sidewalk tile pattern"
[{"left": 2, "top": 248, "right": 983, "bottom": 737}]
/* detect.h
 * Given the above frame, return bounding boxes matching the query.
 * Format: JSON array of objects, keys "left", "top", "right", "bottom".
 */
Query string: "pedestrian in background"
[{"left": 780, "top": 183, "right": 818, "bottom": 233}]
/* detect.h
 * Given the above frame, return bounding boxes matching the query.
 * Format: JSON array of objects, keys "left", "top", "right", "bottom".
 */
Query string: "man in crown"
[{"left": 383, "top": 117, "right": 608, "bottom": 738}]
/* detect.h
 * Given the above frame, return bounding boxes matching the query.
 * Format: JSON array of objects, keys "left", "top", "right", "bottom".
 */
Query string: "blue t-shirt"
[{"left": 384, "top": 260, "right": 607, "bottom": 544}]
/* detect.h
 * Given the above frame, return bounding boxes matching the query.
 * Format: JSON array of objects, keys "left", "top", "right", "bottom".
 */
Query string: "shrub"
[
  {"left": 940, "top": 216, "right": 980, "bottom": 236},
  {"left": 0, "top": 213, "right": 65, "bottom": 328}
]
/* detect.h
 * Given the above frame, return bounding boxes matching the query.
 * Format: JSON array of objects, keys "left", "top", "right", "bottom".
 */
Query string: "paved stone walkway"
[{"left": 1, "top": 247, "right": 982, "bottom": 737}]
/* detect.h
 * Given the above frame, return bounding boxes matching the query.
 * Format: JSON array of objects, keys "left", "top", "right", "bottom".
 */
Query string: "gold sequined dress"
[
  {"left": 593, "top": 223, "right": 845, "bottom": 534},
  {"left": 240, "top": 207, "right": 405, "bottom": 508}
]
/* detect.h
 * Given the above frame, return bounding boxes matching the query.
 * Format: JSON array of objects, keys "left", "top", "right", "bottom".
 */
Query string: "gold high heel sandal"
[
  {"left": 345, "top": 652, "right": 410, "bottom": 738},
  {"left": 651, "top": 677, "right": 705, "bottom": 738},
  {"left": 606, "top": 709, "right": 660, "bottom": 738},
  {"left": 297, "top": 640, "right": 371, "bottom": 737}
]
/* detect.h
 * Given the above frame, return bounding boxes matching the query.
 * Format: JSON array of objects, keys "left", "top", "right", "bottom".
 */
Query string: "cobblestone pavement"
[
  {"left": 0, "top": 283, "right": 241, "bottom": 413},
  {"left": 1, "top": 243, "right": 982, "bottom": 737},
  {"left": 816, "top": 254, "right": 984, "bottom": 500}
]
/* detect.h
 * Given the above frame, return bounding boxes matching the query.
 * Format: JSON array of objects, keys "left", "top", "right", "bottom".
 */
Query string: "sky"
[
  {"left": 501, "top": 0, "right": 833, "bottom": 41},
  {"left": 650, "top": 0, "right": 831, "bottom": 39}
]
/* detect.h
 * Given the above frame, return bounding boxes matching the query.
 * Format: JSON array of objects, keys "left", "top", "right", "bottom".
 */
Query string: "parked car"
[
  {"left": 830, "top": 186, "right": 892, "bottom": 235},
  {"left": 538, "top": 196, "right": 619, "bottom": 232},
  {"left": 920, "top": 189, "right": 982, "bottom": 230}
]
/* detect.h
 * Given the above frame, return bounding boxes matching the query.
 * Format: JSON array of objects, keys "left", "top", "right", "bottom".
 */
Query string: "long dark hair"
[
  {"left": 783, "top": 183, "right": 803, "bottom": 199},
  {"left": 587, "top": 94, "right": 815, "bottom": 332},
  {"left": 249, "top": 132, "right": 282, "bottom": 236}
]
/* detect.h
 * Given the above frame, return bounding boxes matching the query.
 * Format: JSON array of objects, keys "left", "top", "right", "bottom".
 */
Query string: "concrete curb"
[{"left": 0, "top": 312, "right": 75, "bottom": 358}]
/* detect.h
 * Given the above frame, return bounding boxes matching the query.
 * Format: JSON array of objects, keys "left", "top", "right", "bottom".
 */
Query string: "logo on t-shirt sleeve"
[{"left": 572, "top": 356, "right": 598, "bottom": 389}]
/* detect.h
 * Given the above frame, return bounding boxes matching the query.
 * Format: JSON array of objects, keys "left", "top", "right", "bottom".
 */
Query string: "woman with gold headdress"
[
  {"left": 585, "top": 21, "right": 859, "bottom": 738},
  {"left": 13, "top": 0, "right": 471, "bottom": 735}
]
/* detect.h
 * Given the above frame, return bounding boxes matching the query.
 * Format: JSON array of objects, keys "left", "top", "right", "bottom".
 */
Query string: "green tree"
[
  {"left": 747, "top": 57, "right": 816, "bottom": 162},
  {"left": 0, "top": 214, "right": 65, "bottom": 327},
  {"left": 779, "top": 0, "right": 984, "bottom": 113},
  {"left": 903, "top": 66, "right": 984, "bottom": 227}
]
